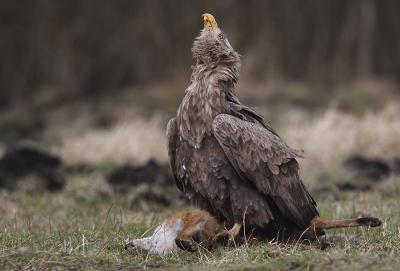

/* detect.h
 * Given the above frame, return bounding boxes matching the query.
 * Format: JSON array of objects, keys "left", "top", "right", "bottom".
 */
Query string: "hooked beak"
[{"left": 202, "top": 13, "right": 218, "bottom": 34}]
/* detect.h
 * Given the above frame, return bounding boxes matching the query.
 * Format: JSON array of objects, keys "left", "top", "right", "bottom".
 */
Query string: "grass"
[{"left": 1, "top": 171, "right": 399, "bottom": 270}]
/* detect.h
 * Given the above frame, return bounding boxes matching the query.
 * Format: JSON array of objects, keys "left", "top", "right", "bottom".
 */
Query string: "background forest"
[{"left": 1, "top": 0, "right": 400, "bottom": 143}]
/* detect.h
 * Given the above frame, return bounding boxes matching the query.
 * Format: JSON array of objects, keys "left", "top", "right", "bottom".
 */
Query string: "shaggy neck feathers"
[{"left": 177, "top": 28, "right": 241, "bottom": 148}]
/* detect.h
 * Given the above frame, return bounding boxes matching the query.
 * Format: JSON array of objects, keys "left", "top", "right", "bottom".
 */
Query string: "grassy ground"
[{"left": 1, "top": 171, "right": 399, "bottom": 270}]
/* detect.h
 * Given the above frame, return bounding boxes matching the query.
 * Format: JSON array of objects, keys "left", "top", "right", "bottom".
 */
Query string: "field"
[
  {"left": 1, "top": 99, "right": 400, "bottom": 270},
  {"left": 1, "top": 175, "right": 399, "bottom": 270}
]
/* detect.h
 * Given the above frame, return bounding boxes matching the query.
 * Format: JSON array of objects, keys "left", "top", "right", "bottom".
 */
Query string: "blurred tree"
[{"left": 0, "top": 0, "right": 399, "bottom": 105}]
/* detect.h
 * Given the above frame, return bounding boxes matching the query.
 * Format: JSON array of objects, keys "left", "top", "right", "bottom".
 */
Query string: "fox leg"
[
  {"left": 309, "top": 216, "right": 381, "bottom": 230},
  {"left": 304, "top": 216, "right": 382, "bottom": 238},
  {"left": 175, "top": 226, "right": 201, "bottom": 252}
]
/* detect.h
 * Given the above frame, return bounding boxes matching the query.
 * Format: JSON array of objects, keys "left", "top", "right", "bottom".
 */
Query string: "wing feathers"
[
  {"left": 267, "top": 162, "right": 280, "bottom": 175},
  {"left": 166, "top": 118, "right": 186, "bottom": 193},
  {"left": 213, "top": 114, "right": 318, "bottom": 227}
]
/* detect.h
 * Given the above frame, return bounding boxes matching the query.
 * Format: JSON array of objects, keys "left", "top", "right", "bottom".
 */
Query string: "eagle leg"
[
  {"left": 228, "top": 223, "right": 242, "bottom": 240},
  {"left": 213, "top": 223, "right": 242, "bottom": 247}
]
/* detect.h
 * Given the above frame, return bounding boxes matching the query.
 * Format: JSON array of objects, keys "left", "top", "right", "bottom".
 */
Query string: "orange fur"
[{"left": 166, "top": 210, "right": 220, "bottom": 249}]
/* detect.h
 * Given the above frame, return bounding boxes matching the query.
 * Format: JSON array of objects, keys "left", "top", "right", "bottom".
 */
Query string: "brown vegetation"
[{"left": 56, "top": 117, "right": 168, "bottom": 166}]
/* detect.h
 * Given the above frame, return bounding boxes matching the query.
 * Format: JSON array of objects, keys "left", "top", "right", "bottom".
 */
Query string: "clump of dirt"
[
  {"left": 337, "top": 155, "right": 399, "bottom": 191},
  {"left": 343, "top": 156, "right": 390, "bottom": 181},
  {"left": 0, "top": 141, "right": 65, "bottom": 191},
  {"left": 106, "top": 159, "right": 174, "bottom": 193}
]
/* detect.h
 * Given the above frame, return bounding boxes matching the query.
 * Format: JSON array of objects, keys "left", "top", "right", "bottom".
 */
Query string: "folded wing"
[{"left": 212, "top": 114, "right": 318, "bottom": 228}]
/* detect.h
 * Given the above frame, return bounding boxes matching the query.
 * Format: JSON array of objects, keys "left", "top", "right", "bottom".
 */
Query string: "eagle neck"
[{"left": 177, "top": 62, "right": 237, "bottom": 149}]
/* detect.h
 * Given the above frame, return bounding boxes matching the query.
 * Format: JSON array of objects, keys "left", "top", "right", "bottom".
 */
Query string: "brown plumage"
[{"left": 166, "top": 14, "right": 379, "bottom": 241}]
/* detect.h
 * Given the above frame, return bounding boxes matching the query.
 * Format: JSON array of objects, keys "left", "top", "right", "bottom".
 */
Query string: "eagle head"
[{"left": 192, "top": 13, "right": 238, "bottom": 64}]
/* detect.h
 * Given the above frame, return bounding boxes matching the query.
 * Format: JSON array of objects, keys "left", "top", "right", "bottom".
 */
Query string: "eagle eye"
[{"left": 218, "top": 33, "right": 224, "bottom": 40}]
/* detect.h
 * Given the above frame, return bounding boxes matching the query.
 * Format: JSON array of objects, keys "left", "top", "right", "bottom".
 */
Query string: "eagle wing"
[
  {"left": 212, "top": 114, "right": 318, "bottom": 228},
  {"left": 166, "top": 117, "right": 234, "bottom": 221},
  {"left": 166, "top": 118, "right": 185, "bottom": 193}
]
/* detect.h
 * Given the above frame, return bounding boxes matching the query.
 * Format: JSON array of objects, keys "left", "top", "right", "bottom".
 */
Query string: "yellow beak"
[{"left": 202, "top": 13, "right": 218, "bottom": 34}]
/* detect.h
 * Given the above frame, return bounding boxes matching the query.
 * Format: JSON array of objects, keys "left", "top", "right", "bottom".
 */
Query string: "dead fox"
[
  {"left": 125, "top": 209, "right": 381, "bottom": 255},
  {"left": 125, "top": 210, "right": 220, "bottom": 255}
]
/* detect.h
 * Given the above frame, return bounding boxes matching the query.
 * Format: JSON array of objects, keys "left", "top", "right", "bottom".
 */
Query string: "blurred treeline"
[
  {"left": 0, "top": 0, "right": 400, "bottom": 144},
  {"left": 1, "top": 0, "right": 399, "bottom": 103}
]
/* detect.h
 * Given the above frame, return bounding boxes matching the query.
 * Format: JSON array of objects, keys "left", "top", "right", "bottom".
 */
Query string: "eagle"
[{"left": 166, "top": 13, "right": 367, "bottom": 242}]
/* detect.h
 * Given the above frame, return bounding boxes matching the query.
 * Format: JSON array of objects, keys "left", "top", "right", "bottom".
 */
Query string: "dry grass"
[
  {"left": 54, "top": 102, "right": 400, "bottom": 189},
  {"left": 280, "top": 103, "right": 400, "bottom": 189},
  {"left": 283, "top": 102, "right": 400, "bottom": 165},
  {"left": 56, "top": 115, "right": 168, "bottom": 166},
  {"left": 55, "top": 102, "right": 400, "bottom": 168}
]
